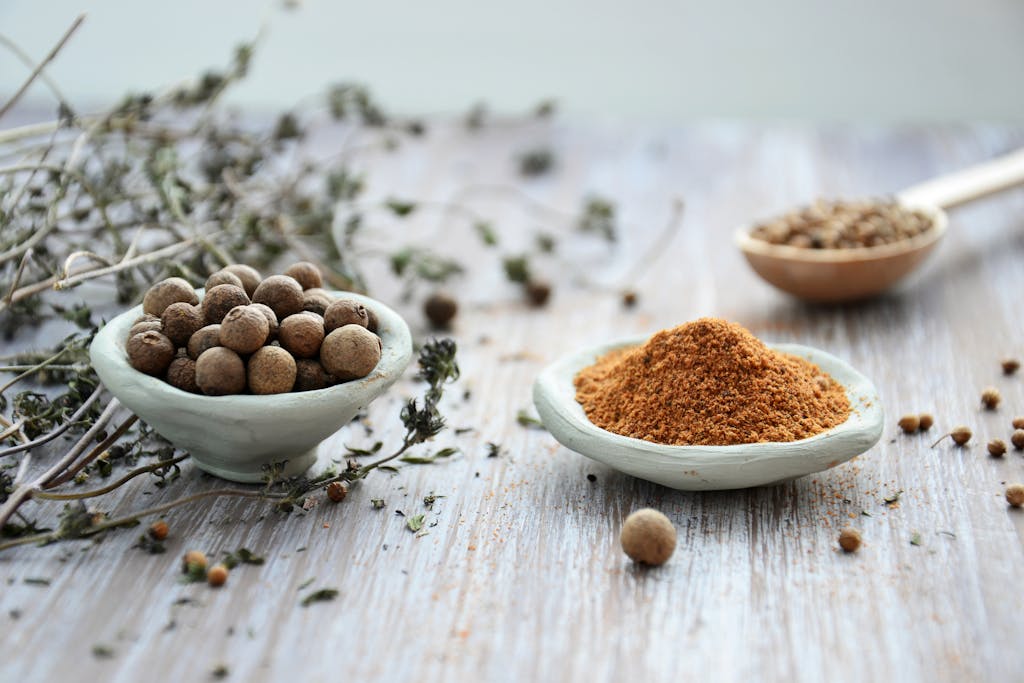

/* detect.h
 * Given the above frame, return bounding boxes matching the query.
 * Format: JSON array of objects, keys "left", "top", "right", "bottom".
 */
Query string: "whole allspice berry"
[
  {"left": 620, "top": 508, "right": 676, "bottom": 566},
  {"left": 423, "top": 292, "right": 457, "bottom": 328},
  {"left": 1011, "top": 429, "right": 1024, "bottom": 450},
  {"left": 897, "top": 414, "right": 920, "bottom": 434},
  {"left": 160, "top": 302, "right": 205, "bottom": 347},
  {"left": 221, "top": 264, "right": 262, "bottom": 298},
  {"left": 321, "top": 325, "right": 382, "bottom": 380},
  {"left": 283, "top": 261, "right": 323, "bottom": 290},
  {"left": 838, "top": 527, "right": 862, "bottom": 553},
  {"left": 325, "top": 298, "right": 370, "bottom": 332},
  {"left": 143, "top": 277, "right": 198, "bottom": 316},
  {"left": 250, "top": 303, "right": 279, "bottom": 340},
  {"left": 365, "top": 306, "right": 379, "bottom": 333},
  {"left": 279, "top": 312, "right": 325, "bottom": 358},
  {"left": 525, "top": 280, "right": 552, "bottom": 307},
  {"left": 219, "top": 305, "right": 270, "bottom": 354},
  {"left": 128, "top": 319, "right": 163, "bottom": 337},
  {"left": 981, "top": 387, "right": 1001, "bottom": 410},
  {"left": 1006, "top": 483, "right": 1024, "bottom": 508},
  {"left": 204, "top": 270, "right": 244, "bottom": 292},
  {"left": 187, "top": 325, "right": 221, "bottom": 360},
  {"left": 252, "top": 275, "right": 305, "bottom": 320},
  {"left": 1002, "top": 358, "right": 1020, "bottom": 375},
  {"left": 207, "top": 564, "right": 229, "bottom": 588},
  {"left": 302, "top": 289, "right": 334, "bottom": 316},
  {"left": 294, "top": 359, "right": 334, "bottom": 392},
  {"left": 932, "top": 426, "right": 972, "bottom": 448},
  {"left": 148, "top": 520, "right": 169, "bottom": 541},
  {"left": 247, "top": 346, "right": 297, "bottom": 395},
  {"left": 166, "top": 356, "right": 200, "bottom": 393},
  {"left": 918, "top": 413, "right": 934, "bottom": 431},
  {"left": 326, "top": 481, "right": 348, "bottom": 503},
  {"left": 127, "top": 330, "right": 176, "bottom": 376},
  {"left": 988, "top": 439, "right": 1007, "bottom": 457},
  {"left": 195, "top": 347, "right": 246, "bottom": 395},
  {"left": 202, "top": 284, "right": 250, "bottom": 324}
]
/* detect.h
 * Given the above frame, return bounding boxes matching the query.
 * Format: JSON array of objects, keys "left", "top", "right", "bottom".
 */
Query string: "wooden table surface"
[{"left": 2, "top": 120, "right": 1024, "bottom": 683}]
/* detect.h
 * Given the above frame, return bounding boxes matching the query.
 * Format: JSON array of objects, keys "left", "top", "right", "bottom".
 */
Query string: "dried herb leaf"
[{"left": 300, "top": 588, "right": 339, "bottom": 607}]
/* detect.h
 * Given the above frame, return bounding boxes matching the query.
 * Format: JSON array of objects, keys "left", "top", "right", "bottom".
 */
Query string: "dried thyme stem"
[
  {"left": 0, "top": 14, "right": 85, "bottom": 120},
  {"left": 0, "top": 385, "right": 103, "bottom": 458},
  {"left": 46, "top": 414, "right": 139, "bottom": 488},
  {"left": 33, "top": 454, "right": 190, "bottom": 500}
]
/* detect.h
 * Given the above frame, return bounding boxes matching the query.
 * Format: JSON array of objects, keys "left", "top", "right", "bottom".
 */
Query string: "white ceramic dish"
[
  {"left": 90, "top": 291, "right": 413, "bottom": 483},
  {"left": 533, "top": 339, "right": 883, "bottom": 490}
]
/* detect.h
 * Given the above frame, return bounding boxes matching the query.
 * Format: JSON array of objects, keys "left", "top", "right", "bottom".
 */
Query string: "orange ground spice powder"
[{"left": 574, "top": 318, "right": 850, "bottom": 445}]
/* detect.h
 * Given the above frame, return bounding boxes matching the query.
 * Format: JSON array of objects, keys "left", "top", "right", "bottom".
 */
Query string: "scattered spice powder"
[{"left": 574, "top": 318, "right": 850, "bottom": 445}]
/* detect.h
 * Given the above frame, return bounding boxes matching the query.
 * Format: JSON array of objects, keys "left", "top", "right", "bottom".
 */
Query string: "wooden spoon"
[{"left": 736, "top": 147, "right": 1024, "bottom": 302}]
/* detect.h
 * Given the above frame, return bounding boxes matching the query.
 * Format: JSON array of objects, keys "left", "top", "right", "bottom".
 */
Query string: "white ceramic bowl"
[
  {"left": 533, "top": 339, "right": 883, "bottom": 490},
  {"left": 90, "top": 291, "right": 413, "bottom": 483}
]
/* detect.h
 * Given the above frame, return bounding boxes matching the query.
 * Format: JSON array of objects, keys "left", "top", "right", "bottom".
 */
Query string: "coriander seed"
[
  {"left": 221, "top": 264, "right": 262, "bottom": 298},
  {"left": 252, "top": 274, "right": 305, "bottom": 320},
  {"left": 148, "top": 520, "right": 169, "bottom": 541},
  {"left": 219, "top": 305, "right": 270, "bottom": 354},
  {"left": 1012, "top": 429, "right": 1024, "bottom": 450},
  {"left": 326, "top": 481, "right": 348, "bottom": 503},
  {"left": 525, "top": 280, "right": 552, "bottom": 307},
  {"left": 202, "top": 284, "right": 250, "bottom": 325},
  {"left": 127, "top": 330, "right": 176, "bottom": 376},
  {"left": 918, "top": 413, "right": 934, "bottom": 431},
  {"left": 143, "top": 277, "right": 198, "bottom": 316},
  {"left": 1013, "top": 417, "right": 1024, "bottom": 430},
  {"left": 932, "top": 426, "right": 972, "bottom": 448},
  {"left": 988, "top": 439, "right": 1007, "bottom": 457},
  {"left": 207, "top": 564, "right": 229, "bottom": 587},
  {"left": 838, "top": 527, "right": 862, "bottom": 553},
  {"left": 897, "top": 414, "right": 920, "bottom": 434},
  {"left": 981, "top": 387, "right": 1001, "bottom": 410},
  {"left": 620, "top": 508, "right": 676, "bottom": 566},
  {"left": 183, "top": 550, "right": 207, "bottom": 573},
  {"left": 195, "top": 347, "right": 246, "bottom": 395},
  {"left": 1002, "top": 358, "right": 1020, "bottom": 375},
  {"left": 247, "top": 346, "right": 297, "bottom": 395},
  {"left": 423, "top": 292, "right": 457, "bottom": 328},
  {"left": 1006, "top": 483, "right": 1024, "bottom": 508}
]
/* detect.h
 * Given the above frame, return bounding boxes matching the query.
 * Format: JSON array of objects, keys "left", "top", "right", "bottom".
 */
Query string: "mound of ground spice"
[{"left": 574, "top": 318, "right": 850, "bottom": 445}]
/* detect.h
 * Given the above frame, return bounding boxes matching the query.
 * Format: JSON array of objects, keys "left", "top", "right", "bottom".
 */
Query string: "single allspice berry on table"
[
  {"left": 981, "top": 387, "right": 1001, "bottom": 410},
  {"left": 525, "top": 280, "right": 552, "bottom": 307},
  {"left": 207, "top": 564, "right": 229, "bottom": 587},
  {"left": 1002, "top": 358, "right": 1020, "bottom": 375},
  {"left": 838, "top": 527, "right": 862, "bottom": 553},
  {"left": 620, "top": 508, "right": 676, "bottom": 566},
  {"left": 423, "top": 292, "right": 458, "bottom": 328},
  {"left": 897, "top": 414, "right": 920, "bottom": 434},
  {"left": 326, "top": 481, "right": 348, "bottom": 503},
  {"left": 987, "top": 439, "right": 1007, "bottom": 457},
  {"left": 932, "top": 426, "right": 972, "bottom": 448},
  {"left": 148, "top": 520, "right": 169, "bottom": 541},
  {"left": 1011, "top": 429, "right": 1024, "bottom": 451},
  {"left": 917, "top": 413, "right": 934, "bottom": 431},
  {"left": 1006, "top": 483, "right": 1024, "bottom": 507}
]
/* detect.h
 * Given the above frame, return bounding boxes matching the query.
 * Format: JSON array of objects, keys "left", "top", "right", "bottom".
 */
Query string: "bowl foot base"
[{"left": 191, "top": 448, "right": 318, "bottom": 484}]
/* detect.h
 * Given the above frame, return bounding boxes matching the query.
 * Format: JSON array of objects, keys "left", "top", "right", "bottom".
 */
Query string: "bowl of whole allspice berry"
[{"left": 90, "top": 262, "right": 413, "bottom": 482}]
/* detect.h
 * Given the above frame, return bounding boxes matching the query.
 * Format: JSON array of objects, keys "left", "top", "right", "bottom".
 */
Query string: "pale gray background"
[{"left": 1, "top": 0, "right": 1023, "bottom": 121}]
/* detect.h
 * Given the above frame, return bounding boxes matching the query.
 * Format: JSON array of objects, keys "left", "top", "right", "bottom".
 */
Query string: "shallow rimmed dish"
[
  {"left": 90, "top": 291, "right": 412, "bottom": 483},
  {"left": 533, "top": 339, "right": 883, "bottom": 490}
]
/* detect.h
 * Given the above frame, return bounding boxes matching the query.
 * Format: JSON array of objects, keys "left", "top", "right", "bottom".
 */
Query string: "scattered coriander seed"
[
  {"left": 1013, "top": 417, "right": 1024, "bottom": 430},
  {"left": 250, "top": 302, "right": 279, "bottom": 340},
  {"left": 326, "top": 481, "right": 348, "bottom": 503},
  {"left": 932, "top": 426, "right": 972, "bottom": 448},
  {"left": 918, "top": 413, "right": 934, "bottom": 431},
  {"left": 148, "top": 520, "right": 169, "bottom": 541},
  {"left": 204, "top": 270, "right": 244, "bottom": 292},
  {"left": 219, "top": 305, "right": 270, "bottom": 354},
  {"left": 293, "top": 359, "right": 334, "bottom": 392},
  {"left": 325, "top": 298, "right": 370, "bottom": 332},
  {"left": 128, "top": 319, "right": 163, "bottom": 337},
  {"left": 246, "top": 346, "right": 297, "bottom": 395},
  {"left": 143, "top": 277, "right": 199, "bottom": 316},
  {"left": 321, "top": 324, "right": 382, "bottom": 380},
  {"left": 897, "top": 414, "right": 920, "bottom": 434},
  {"left": 988, "top": 439, "right": 1007, "bottom": 457},
  {"left": 202, "top": 284, "right": 250, "bottom": 325},
  {"left": 166, "top": 356, "right": 200, "bottom": 393},
  {"left": 621, "top": 289, "right": 638, "bottom": 308},
  {"left": 160, "top": 302, "right": 205, "bottom": 347},
  {"left": 126, "top": 330, "right": 176, "bottom": 376},
  {"left": 1006, "top": 483, "right": 1024, "bottom": 507},
  {"left": 1002, "top": 358, "right": 1020, "bottom": 375},
  {"left": 279, "top": 312, "right": 325, "bottom": 358},
  {"left": 981, "top": 387, "right": 1001, "bottom": 410},
  {"left": 187, "top": 325, "right": 221, "bottom": 360},
  {"left": 195, "top": 347, "right": 246, "bottom": 395},
  {"left": 182, "top": 550, "right": 207, "bottom": 574},
  {"left": 525, "top": 280, "right": 552, "bottom": 307},
  {"left": 423, "top": 292, "right": 457, "bottom": 328},
  {"left": 252, "top": 274, "right": 304, "bottom": 320},
  {"left": 838, "top": 527, "right": 862, "bottom": 553},
  {"left": 620, "top": 508, "right": 676, "bottom": 566},
  {"left": 221, "top": 264, "right": 263, "bottom": 298},
  {"left": 1012, "top": 429, "right": 1024, "bottom": 450},
  {"left": 283, "top": 261, "right": 323, "bottom": 290},
  {"left": 207, "top": 564, "right": 229, "bottom": 587}
]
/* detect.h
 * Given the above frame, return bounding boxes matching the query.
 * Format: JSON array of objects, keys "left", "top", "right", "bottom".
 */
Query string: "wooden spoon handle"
[{"left": 897, "top": 147, "right": 1024, "bottom": 209}]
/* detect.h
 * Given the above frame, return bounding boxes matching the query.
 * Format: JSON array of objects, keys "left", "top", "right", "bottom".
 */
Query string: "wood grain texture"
[{"left": 2, "top": 121, "right": 1023, "bottom": 683}]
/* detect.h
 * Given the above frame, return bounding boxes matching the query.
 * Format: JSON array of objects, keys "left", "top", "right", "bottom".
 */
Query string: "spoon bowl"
[
  {"left": 533, "top": 339, "right": 883, "bottom": 490},
  {"left": 735, "top": 203, "right": 947, "bottom": 303}
]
